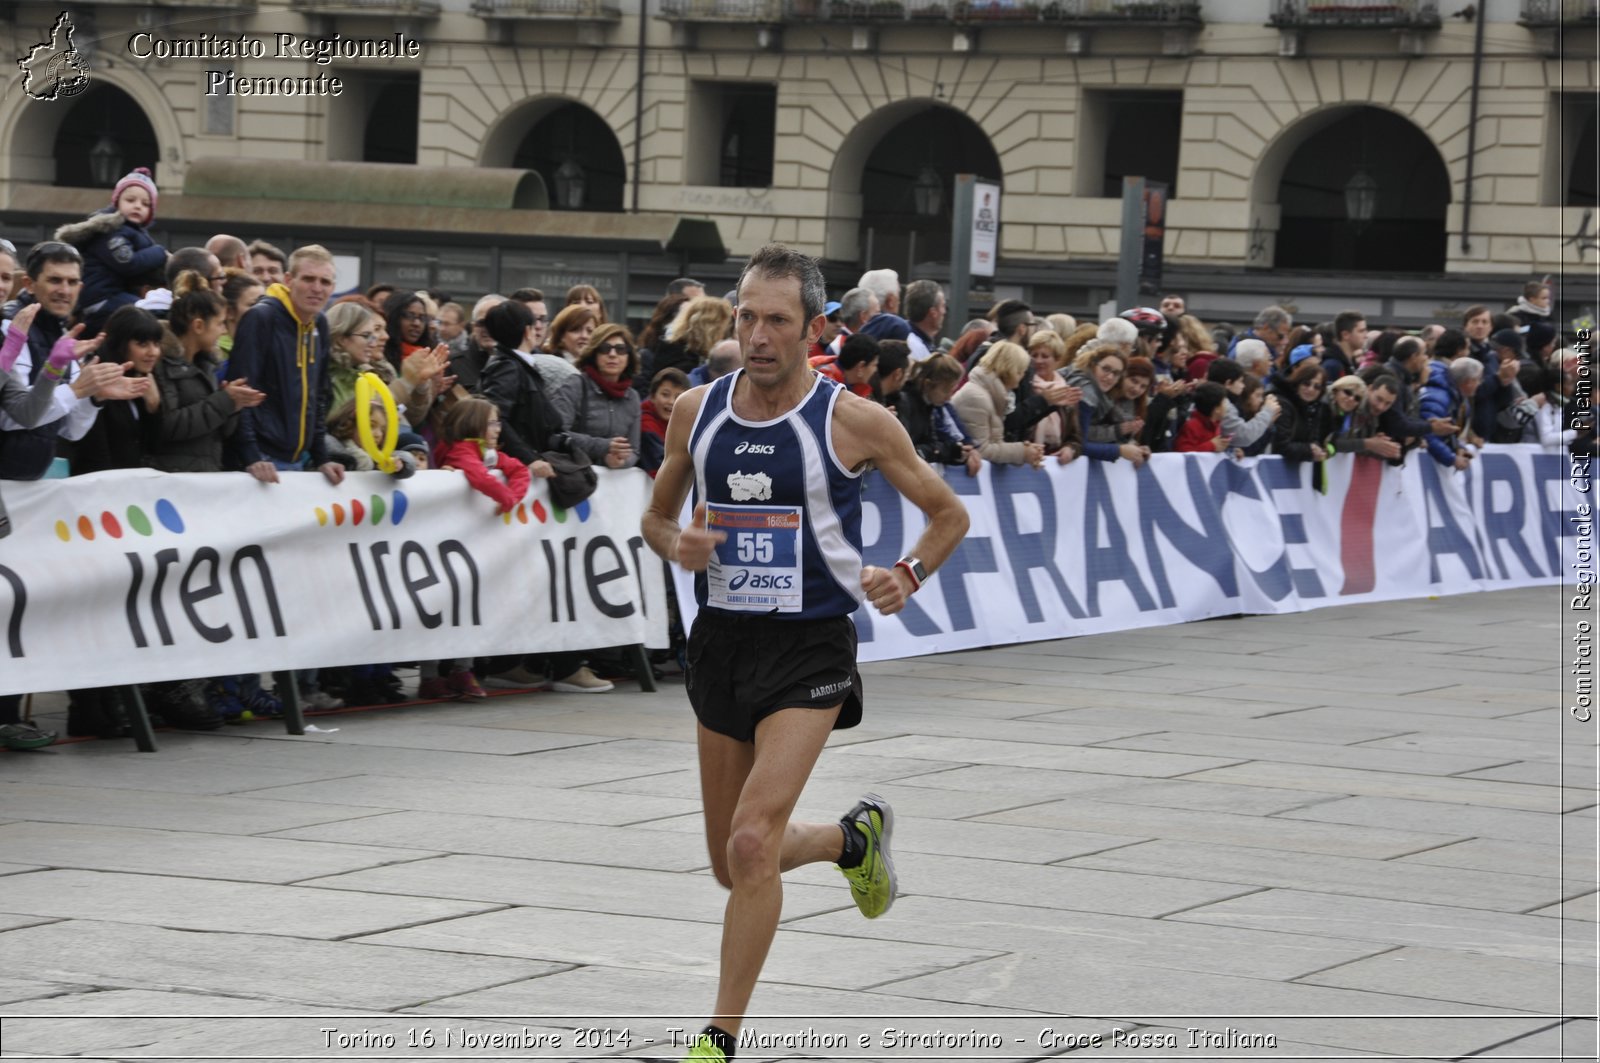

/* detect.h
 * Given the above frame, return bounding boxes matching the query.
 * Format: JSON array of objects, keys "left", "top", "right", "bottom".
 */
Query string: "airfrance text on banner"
[
  {"left": 0, "top": 468, "right": 671, "bottom": 696},
  {"left": 679, "top": 447, "right": 1590, "bottom": 663}
]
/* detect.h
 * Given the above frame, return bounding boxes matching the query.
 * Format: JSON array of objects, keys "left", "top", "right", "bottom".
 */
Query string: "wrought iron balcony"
[
  {"left": 659, "top": 0, "right": 786, "bottom": 20},
  {"left": 290, "top": 0, "right": 440, "bottom": 14},
  {"left": 473, "top": 0, "right": 621, "bottom": 18},
  {"left": 784, "top": 0, "right": 1200, "bottom": 22},
  {"left": 1269, "top": 0, "right": 1440, "bottom": 27},
  {"left": 1520, "top": 0, "right": 1600, "bottom": 25}
]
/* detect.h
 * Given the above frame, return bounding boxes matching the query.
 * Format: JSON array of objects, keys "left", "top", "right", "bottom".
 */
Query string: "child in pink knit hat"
[{"left": 53, "top": 166, "right": 169, "bottom": 335}]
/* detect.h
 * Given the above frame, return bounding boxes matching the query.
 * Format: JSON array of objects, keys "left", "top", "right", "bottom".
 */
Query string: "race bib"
[{"left": 705, "top": 504, "right": 803, "bottom": 612}]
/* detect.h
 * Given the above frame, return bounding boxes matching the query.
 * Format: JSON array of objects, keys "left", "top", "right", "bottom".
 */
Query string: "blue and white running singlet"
[{"left": 688, "top": 369, "right": 866, "bottom": 619}]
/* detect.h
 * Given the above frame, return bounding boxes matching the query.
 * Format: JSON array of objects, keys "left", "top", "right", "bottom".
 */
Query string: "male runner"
[{"left": 642, "top": 245, "right": 969, "bottom": 1062}]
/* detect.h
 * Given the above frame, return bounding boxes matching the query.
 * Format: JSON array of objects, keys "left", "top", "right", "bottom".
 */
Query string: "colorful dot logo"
[
  {"left": 520, "top": 497, "right": 591, "bottom": 526},
  {"left": 315, "top": 490, "right": 408, "bottom": 529},
  {"left": 56, "top": 501, "right": 184, "bottom": 542}
]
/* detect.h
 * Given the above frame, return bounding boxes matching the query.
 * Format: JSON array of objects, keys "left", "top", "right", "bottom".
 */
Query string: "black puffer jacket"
[
  {"left": 147, "top": 351, "right": 237, "bottom": 473},
  {"left": 478, "top": 349, "right": 563, "bottom": 465},
  {"left": 1273, "top": 392, "right": 1330, "bottom": 462}
]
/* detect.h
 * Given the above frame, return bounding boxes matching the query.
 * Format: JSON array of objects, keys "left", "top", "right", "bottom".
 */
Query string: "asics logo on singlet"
[
  {"left": 730, "top": 571, "right": 793, "bottom": 591},
  {"left": 734, "top": 441, "right": 776, "bottom": 455}
]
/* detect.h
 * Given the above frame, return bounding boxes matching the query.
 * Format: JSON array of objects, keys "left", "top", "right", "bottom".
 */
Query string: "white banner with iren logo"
[
  {"left": 677, "top": 447, "right": 1586, "bottom": 664},
  {"left": 0, "top": 469, "right": 669, "bottom": 695}
]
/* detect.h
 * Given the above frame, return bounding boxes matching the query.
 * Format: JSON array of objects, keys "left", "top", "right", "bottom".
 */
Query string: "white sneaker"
[
  {"left": 481, "top": 666, "right": 552, "bottom": 691},
  {"left": 551, "top": 666, "right": 614, "bottom": 693},
  {"left": 300, "top": 690, "right": 344, "bottom": 710}
]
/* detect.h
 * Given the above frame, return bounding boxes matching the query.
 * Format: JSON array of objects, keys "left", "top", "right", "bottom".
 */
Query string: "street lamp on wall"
[
  {"left": 913, "top": 166, "right": 943, "bottom": 217},
  {"left": 1344, "top": 168, "right": 1378, "bottom": 230},
  {"left": 89, "top": 135, "right": 123, "bottom": 187},
  {"left": 553, "top": 158, "right": 586, "bottom": 210}
]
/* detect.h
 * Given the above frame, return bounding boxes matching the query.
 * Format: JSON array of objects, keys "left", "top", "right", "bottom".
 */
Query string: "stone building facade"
[{"left": 1, "top": 0, "right": 1594, "bottom": 321}]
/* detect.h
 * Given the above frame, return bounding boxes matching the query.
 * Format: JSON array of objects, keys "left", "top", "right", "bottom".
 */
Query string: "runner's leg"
[{"left": 697, "top": 704, "right": 843, "bottom": 1033}]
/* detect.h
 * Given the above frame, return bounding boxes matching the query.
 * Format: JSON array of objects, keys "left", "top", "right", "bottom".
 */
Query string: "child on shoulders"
[{"left": 54, "top": 168, "right": 169, "bottom": 336}]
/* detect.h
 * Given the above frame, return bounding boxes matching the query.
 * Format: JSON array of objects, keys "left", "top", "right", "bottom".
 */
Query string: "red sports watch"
[{"left": 893, "top": 556, "right": 926, "bottom": 593}]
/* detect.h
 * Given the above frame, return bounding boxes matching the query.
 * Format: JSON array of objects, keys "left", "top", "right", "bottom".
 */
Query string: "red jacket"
[
  {"left": 434, "top": 438, "right": 531, "bottom": 512},
  {"left": 1175, "top": 410, "right": 1223, "bottom": 453},
  {"left": 1187, "top": 350, "right": 1219, "bottom": 383},
  {"left": 810, "top": 355, "right": 873, "bottom": 398}
]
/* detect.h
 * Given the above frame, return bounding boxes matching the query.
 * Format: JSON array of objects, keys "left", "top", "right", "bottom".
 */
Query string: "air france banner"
[
  {"left": 0, "top": 468, "right": 670, "bottom": 696},
  {"left": 679, "top": 446, "right": 1591, "bottom": 663}
]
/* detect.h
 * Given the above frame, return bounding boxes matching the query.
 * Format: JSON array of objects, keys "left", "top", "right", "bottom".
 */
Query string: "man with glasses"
[
  {"left": 509, "top": 286, "right": 577, "bottom": 391},
  {"left": 509, "top": 288, "right": 550, "bottom": 351},
  {"left": 1227, "top": 304, "right": 1293, "bottom": 361}
]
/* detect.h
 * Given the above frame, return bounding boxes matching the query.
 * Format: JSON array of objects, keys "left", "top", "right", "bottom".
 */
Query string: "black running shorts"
[{"left": 686, "top": 611, "right": 864, "bottom": 743}]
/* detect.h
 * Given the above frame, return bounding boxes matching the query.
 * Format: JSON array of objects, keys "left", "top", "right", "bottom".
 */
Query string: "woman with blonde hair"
[
  {"left": 647, "top": 295, "right": 734, "bottom": 381},
  {"left": 325, "top": 301, "right": 438, "bottom": 426},
  {"left": 950, "top": 340, "right": 1044, "bottom": 467},
  {"left": 1045, "top": 313, "right": 1078, "bottom": 339},
  {"left": 1026, "top": 329, "right": 1082, "bottom": 463}
]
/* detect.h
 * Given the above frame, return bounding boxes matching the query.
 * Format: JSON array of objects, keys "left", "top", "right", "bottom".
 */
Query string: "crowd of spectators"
[{"left": 0, "top": 168, "right": 1589, "bottom": 750}]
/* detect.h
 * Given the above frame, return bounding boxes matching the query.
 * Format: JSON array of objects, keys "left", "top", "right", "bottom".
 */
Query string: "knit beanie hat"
[{"left": 111, "top": 167, "right": 158, "bottom": 222}]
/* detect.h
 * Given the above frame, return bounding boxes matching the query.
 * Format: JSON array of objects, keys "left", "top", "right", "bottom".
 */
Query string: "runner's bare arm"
[
  {"left": 834, "top": 394, "right": 969, "bottom": 601},
  {"left": 642, "top": 385, "right": 713, "bottom": 565}
]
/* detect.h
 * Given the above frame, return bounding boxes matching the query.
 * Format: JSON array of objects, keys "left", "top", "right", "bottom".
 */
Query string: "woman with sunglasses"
[
  {"left": 1273, "top": 358, "right": 1336, "bottom": 488},
  {"left": 559, "top": 323, "right": 641, "bottom": 470}
]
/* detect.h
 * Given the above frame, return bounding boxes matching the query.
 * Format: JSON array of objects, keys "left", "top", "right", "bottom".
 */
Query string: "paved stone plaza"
[{"left": 0, "top": 587, "right": 1594, "bottom": 1062}]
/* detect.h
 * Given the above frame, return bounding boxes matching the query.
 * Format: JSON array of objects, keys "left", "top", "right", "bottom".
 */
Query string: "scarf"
[
  {"left": 1511, "top": 297, "right": 1550, "bottom": 319},
  {"left": 583, "top": 363, "right": 634, "bottom": 400}
]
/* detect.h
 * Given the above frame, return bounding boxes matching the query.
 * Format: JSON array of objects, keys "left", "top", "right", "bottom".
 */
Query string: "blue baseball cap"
[
  {"left": 1288, "top": 343, "right": 1318, "bottom": 367},
  {"left": 824, "top": 300, "right": 842, "bottom": 319}
]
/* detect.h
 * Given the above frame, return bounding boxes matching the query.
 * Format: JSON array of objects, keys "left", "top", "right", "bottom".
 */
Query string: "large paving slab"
[
  {"left": 782, "top": 895, "right": 1387, "bottom": 981},
  {"left": 1181, "top": 760, "right": 1589, "bottom": 813},
  {"left": 0, "top": 821, "right": 441, "bottom": 883},
  {"left": 0, "top": 920, "right": 563, "bottom": 1009},
  {"left": 300, "top": 854, "right": 853, "bottom": 924},
  {"left": 235, "top": 773, "right": 704, "bottom": 826},
  {"left": 267, "top": 811, "right": 716, "bottom": 871},
  {"left": 1278, "top": 795, "right": 1569, "bottom": 843},
  {"left": 0, "top": 782, "right": 390, "bottom": 835},
  {"left": 973, "top": 796, "right": 1466, "bottom": 858},
  {"left": 0, "top": 868, "right": 505, "bottom": 939},
  {"left": 1298, "top": 946, "right": 1590, "bottom": 1014},
  {"left": 355, "top": 906, "right": 1002, "bottom": 991},
  {"left": 1064, "top": 839, "right": 1569, "bottom": 911},
  {"left": 883, "top": 952, "right": 1550, "bottom": 1058},
  {"left": 1169, "top": 889, "right": 1588, "bottom": 965}
]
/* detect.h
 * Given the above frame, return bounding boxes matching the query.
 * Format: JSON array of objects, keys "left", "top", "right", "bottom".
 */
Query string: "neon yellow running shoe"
[
  {"left": 683, "top": 1033, "right": 727, "bottom": 1061},
  {"left": 837, "top": 793, "right": 897, "bottom": 918}
]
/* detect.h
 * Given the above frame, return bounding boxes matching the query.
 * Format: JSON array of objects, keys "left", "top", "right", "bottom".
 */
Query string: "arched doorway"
[
  {"left": 1272, "top": 107, "right": 1450, "bottom": 273},
  {"left": 52, "top": 84, "right": 159, "bottom": 188},
  {"left": 857, "top": 105, "right": 1002, "bottom": 275},
  {"left": 510, "top": 103, "right": 625, "bottom": 212}
]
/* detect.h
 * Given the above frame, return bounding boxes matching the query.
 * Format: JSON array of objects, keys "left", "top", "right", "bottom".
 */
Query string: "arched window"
[
  {"left": 51, "top": 84, "right": 158, "bottom": 189},
  {"left": 1274, "top": 107, "right": 1450, "bottom": 273}
]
